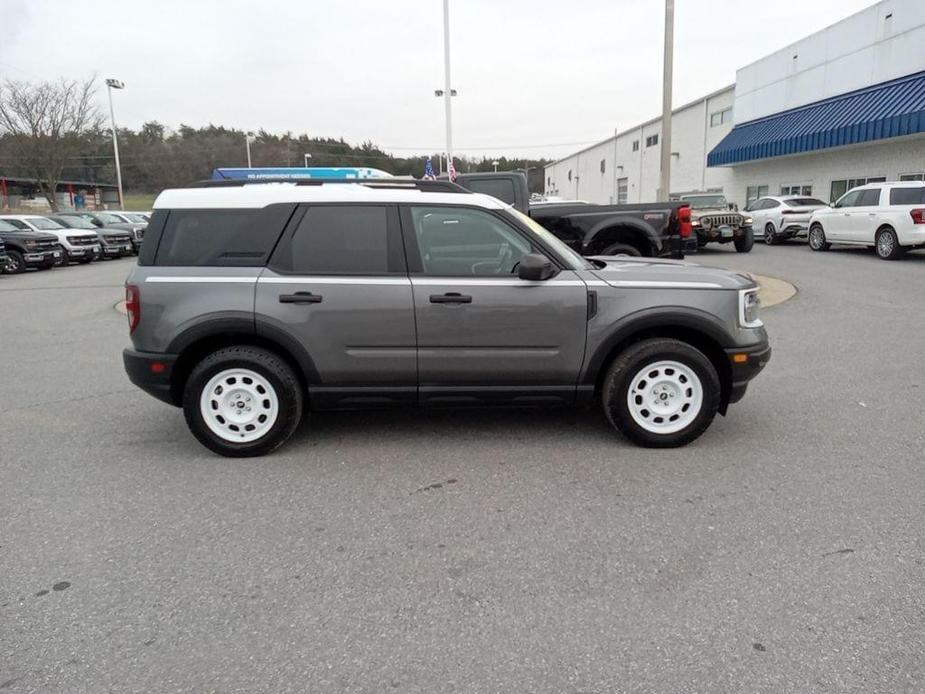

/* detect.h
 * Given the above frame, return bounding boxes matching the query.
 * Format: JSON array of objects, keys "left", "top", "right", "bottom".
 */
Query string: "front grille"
[
  {"left": 700, "top": 214, "right": 742, "bottom": 228},
  {"left": 103, "top": 235, "right": 131, "bottom": 244},
  {"left": 69, "top": 236, "right": 98, "bottom": 246},
  {"left": 36, "top": 239, "right": 58, "bottom": 251}
]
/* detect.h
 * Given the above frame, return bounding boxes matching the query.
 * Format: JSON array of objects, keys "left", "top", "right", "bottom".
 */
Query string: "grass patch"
[{"left": 121, "top": 192, "right": 157, "bottom": 211}]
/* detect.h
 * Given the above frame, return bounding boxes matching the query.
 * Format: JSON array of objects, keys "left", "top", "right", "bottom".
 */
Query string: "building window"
[
  {"left": 780, "top": 185, "right": 813, "bottom": 196},
  {"left": 900, "top": 173, "right": 925, "bottom": 181},
  {"left": 632, "top": 140, "right": 639, "bottom": 152},
  {"left": 645, "top": 134, "right": 659, "bottom": 148},
  {"left": 746, "top": 185, "right": 769, "bottom": 206},
  {"left": 830, "top": 177, "right": 886, "bottom": 202},
  {"left": 616, "top": 177, "right": 628, "bottom": 205},
  {"left": 710, "top": 107, "right": 733, "bottom": 127},
  {"left": 600, "top": 159, "right": 606, "bottom": 174}
]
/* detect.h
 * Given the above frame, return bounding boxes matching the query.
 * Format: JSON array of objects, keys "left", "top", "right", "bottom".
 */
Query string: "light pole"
[
  {"left": 105, "top": 78, "right": 125, "bottom": 209},
  {"left": 303, "top": 153, "right": 312, "bottom": 167},
  {"left": 441, "top": 0, "right": 454, "bottom": 176},
  {"left": 245, "top": 132, "right": 256, "bottom": 168},
  {"left": 492, "top": 160, "right": 499, "bottom": 172},
  {"left": 658, "top": 0, "right": 675, "bottom": 202}
]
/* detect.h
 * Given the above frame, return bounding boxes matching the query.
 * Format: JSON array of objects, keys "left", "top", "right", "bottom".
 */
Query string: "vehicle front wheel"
[
  {"left": 875, "top": 227, "right": 903, "bottom": 260},
  {"left": 601, "top": 338, "right": 720, "bottom": 448},
  {"left": 601, "top": 242, "right": 642, "bottom": 257},
  {"left": 734, "top": 228, "right": 754, "bottom": 253},
  {"left": 808, "top": 225, "right": 830, "bottom": 251},
  {"left": 182, "top": 346, "right": 304, "bottom": 457},
  {"left": 763, "top": 223, "right": 777, "bottom": 245},
  {"left": 55, "top": 246, "right": 68, "bottom": 267},
  {"left": 5, "top": 250, "right": 24, "bottom": 274}
]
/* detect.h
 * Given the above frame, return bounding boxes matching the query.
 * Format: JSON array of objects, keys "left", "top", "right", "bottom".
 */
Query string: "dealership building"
[{"left": 544, "top": 0, "right": 925, "bottom": 208}]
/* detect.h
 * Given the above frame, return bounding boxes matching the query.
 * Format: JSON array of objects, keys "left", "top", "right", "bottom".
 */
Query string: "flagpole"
[{"left": 442, "top": 0, "right": 454, "bottom": 177}]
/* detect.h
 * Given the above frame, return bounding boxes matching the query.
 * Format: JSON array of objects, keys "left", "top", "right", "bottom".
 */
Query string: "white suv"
[
  {"left": 807, "top": 182, "right": 925, "bottom": 260},
  {"left": 0, "top": 214, "right": 101, "bottom": 265}
]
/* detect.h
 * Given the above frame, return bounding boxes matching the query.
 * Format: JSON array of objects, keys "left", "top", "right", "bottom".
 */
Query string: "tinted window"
[
  {"left": 890, "top": 187, "right": 925, "bottom": 205},
  {"left": 156, "top": 209, "right": 266, "bottom": 266},
  {"left": 409, "top": 206, "right": 531, "bottom": 276},
  {"left": 464, "top": 178, "right": 517, "bottom": 205},
  {"left": 786, "top": 198, "right": 826, "bottom": 207},
  {"left": 764, "top": 200, "right": 780, "bottom": 209},
  {"left": 287, "top": 205, "right": 394, "bottom": 275},
  {"left": 856, "top": 189, "right": 882, "bottom": 206}
]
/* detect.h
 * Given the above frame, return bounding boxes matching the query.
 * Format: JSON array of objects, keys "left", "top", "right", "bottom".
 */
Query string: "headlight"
[
  {"left": 739, "top": 288, "right": 762, "bottom": 328},
  {"left": 23, "top": 239, "right": 38, "bottom": 250},
  {"left": 744, "top": 217, "right": 753, "bottom": 225}
]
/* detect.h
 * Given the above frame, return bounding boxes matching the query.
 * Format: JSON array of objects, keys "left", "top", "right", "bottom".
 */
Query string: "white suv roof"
[{"left": 154, "top": 182, "right": 507, "bottom": 211}]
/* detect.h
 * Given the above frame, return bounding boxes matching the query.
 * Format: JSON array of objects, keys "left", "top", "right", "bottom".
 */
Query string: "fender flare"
[{"left": 582, "top": 217, "right": 661, "bottom": 254}]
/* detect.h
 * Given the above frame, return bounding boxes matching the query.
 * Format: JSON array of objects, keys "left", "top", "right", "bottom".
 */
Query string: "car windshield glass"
[
  {"left": 506, "top": 208, "right": 591, "bottom": 271},
  {"left": 682, "top": 195, "right": 727, "bottom": 209},
  {"left": 122, "top": 213, "right": 148, "bottom": 223},
  {"left": 94, "top": 213, "right": 123, "bottom": 224},
  {"left": 28, "top": 217, "right": 65, "bottom": 230},
  {"left": 55, "top": 216, "right": 96, "bottom": 229}
]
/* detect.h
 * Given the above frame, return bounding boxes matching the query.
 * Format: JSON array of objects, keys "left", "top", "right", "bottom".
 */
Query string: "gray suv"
[{"left": 123, "top": 179, "right": 770, "bottom": 457}]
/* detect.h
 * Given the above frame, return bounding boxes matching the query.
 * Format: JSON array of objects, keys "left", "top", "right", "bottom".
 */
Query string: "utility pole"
[
  {"left": 105, "top": 79, "right": 125, "bottom": 209},
  {"left": 442, "top": 0, "right": 454, "bottom": 176},
  {"left": 658, "top": 0, "right": 675, "bottom": 202}
]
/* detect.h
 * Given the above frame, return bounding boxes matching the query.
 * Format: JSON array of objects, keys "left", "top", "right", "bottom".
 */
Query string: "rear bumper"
[
  {"left": 726, "top": 342, "right": 772, "bottom": 405},
  {"left": 123, "top": 348, "right": 179, "bottom": 406}
]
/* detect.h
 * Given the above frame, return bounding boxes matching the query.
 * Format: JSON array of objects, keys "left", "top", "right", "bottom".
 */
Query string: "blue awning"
[{"left": 708, "top": 70, "right": 925, "bottom": 167}]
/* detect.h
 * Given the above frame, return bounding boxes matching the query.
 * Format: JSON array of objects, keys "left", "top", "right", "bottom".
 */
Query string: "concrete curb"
[{"left": 743, "top": 273, "right": 798, "bottom": 308}]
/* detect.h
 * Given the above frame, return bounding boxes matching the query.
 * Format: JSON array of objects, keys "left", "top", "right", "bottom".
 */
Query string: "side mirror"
[{"left": 518, "top": 252, "right": 557, "bottom": 281}]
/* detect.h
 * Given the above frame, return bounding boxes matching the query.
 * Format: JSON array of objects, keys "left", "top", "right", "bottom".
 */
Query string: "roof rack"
[{"left": 186, "top": 178, "right": 471, "bottom": 194}]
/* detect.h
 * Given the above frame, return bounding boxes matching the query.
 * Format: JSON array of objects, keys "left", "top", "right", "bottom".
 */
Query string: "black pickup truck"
[
  {"left": 453, "top": 171, "right": 698, "bottom": 259},
  {"left": 0, "top": 220, "right": 61, "bottom": 274}
]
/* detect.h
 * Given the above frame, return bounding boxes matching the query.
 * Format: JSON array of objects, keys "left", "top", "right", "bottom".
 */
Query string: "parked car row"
[
  {"left": 745, "top": 181, "right": 925, "bottom": 260},
  {"left": 0, "top": 211, "right": 148, "bottom": 274}
]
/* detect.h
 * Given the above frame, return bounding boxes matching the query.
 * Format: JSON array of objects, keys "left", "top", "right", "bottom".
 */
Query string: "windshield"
[
  {"left": 122, "top": 213, "right": 148, "bottom": 223},
  {"left": 27, "top": 217, "right": 65, "bottom": 230},
  {"left": 55, "top": 215, "right": 97, "bottom": 229},
  {"left": 94, "top": 212, "right": 124, "bottom": 224},
  {"left": 507, "top": 208, "right": 591, "bottom": 271},
  {"left": 682, "top": 195, "right": 728, "bottom": 209}
]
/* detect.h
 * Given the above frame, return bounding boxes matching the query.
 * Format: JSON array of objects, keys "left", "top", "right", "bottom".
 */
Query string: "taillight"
[
  {"left": 678, "top": 205, "right": 692, "bottom": 238},
  {"left": 910, "top": 209, "right": 925, "bottom": 224},
  {"left": 125, "top": 284, "right": 140, "bottom": 334}
]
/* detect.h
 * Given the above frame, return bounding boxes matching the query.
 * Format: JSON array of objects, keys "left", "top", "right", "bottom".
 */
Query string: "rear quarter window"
[
  {"left": 152, "top": 205, "right": 295, "bottom": 266},
  {"left": 889, "top": 187, "right": 925, "bottom": 205}
]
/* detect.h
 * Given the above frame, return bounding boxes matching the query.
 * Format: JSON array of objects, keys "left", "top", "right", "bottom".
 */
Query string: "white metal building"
[{"left": 545, "top": 0, "right": 925, "bottom": 208}]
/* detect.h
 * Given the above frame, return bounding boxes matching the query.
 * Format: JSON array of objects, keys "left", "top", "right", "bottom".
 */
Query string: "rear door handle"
[
  {"left": 430, "top": 292, "right": 472, "bottom": 304},
  {"left": 279, "top": 291, "right": 323, "bottom": 304}
]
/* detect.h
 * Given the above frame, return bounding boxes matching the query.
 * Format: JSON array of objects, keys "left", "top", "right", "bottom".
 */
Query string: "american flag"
[{"left": 423, "top": 157, "right": 436, "bottom": 180}]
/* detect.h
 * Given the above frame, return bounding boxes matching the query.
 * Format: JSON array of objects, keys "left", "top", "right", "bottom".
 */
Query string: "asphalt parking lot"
[{"left": 2, "top": 246, "right": 924, "bottom": 693}]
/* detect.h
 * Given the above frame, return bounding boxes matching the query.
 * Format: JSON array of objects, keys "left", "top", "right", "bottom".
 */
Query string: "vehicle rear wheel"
[
  {"left": 734, "top": 228, "right": 754, "bottom": 253},
  {"left": 875, "top": 227, "right": 903, "bottom": 260},
  {"left": 763, "top": 223, "right": 777, "bottom": 245},
  {"left": 601, "top": 242, "right": 642, "bottom": 257},
  {"left": 808, "top": 225, "right": 830, "bottom": 251},
  {"left": 183, "top": 346, "right": 303, "bottom": 457},
  {"left": 5, "top": 250, "right": 24, "bottom": 274},
  {"left": 601, "top": 338, "right": 720, "bottom": 447}
]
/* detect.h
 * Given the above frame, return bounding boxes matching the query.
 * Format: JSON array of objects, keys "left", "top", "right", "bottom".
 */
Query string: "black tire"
[
  {"left": 78, "top": 257, "right": 94, "bottom": 264},
  {"left": 182, "top": 346, "right": 304, "bottom": 457},
  {"left": 601, "top": 338, "right": 720, "bottom": 448},
  {"left": 763, "top": 223, "right": 777, "bottom": 245},
  {"left": 808, "top": 224, "right": 830, "bottom": 251},
  {"left": 55, "top": 246, "right": 69, "bottom": 267},
  {"left": 734, "top": 228, "right": 754, "bottom": 253},
  {"left": 601, "top": 242, "right": 642, "bottom": 257},
  {"left": 875, "top": 227, "right": 903, "bottom": 260},
  {"left": 5, "top": 250, "right": 24, "bottom": 274}
]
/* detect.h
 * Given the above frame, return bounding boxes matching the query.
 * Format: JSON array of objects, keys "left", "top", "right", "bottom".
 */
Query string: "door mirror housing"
[{"left": 518, "top": 252, "right": 557, "bottom": 281}]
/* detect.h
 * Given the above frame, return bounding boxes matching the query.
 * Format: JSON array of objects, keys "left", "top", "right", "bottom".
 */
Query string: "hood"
[
  {"left": 0, "top": 230, "right": 59, "bottom": 242},
  {"left": 589, "top": 256, "right": 754, "bottom": 291}
]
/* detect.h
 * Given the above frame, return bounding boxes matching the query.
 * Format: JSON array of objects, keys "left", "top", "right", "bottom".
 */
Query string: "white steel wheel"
[
  {"left": 199, "top": 368, "right": 280, "bottom": 443},
  {"left": 626, "top": 360, "right": 703, "bottom": 435}
]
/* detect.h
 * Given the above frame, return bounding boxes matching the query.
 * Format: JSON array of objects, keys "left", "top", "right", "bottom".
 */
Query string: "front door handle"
[
  {"left": 279, "top": 292, "right": 323, "bottom": 304},
  {"left": 430, "top": 292, "right": 472, "bottom": 304}
]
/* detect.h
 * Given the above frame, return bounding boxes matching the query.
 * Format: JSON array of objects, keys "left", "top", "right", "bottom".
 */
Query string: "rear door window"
[
  {"left": 889, "top": 187, "right": 925, "bottom": 205},
  {"left": 272, "top": 205, "right": 404, "bottom": 275}
]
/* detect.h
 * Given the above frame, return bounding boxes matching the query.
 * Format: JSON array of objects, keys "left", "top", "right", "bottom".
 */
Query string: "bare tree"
[{"left": 0, "top": 76, "right": 102, "bottom": 211}]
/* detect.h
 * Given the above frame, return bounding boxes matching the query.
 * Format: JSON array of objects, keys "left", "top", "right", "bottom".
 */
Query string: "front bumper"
[
  {"left": 101, "top": 242, "right": 133, "bottom": 257},
  {"left": 123, "top": 348, "right": 179, "bottom": 406},
  {"left": 66, "top": 244, "right": 101, "bottom": 259},
  {"left": 697, "top": 225, "right": 751, "bottom": 244},
  {"left": 23, "top": 250, "right": 61, "bottom": 266},
  {"left": 726, "top": 342, "right": 772, "bottom": 405}
]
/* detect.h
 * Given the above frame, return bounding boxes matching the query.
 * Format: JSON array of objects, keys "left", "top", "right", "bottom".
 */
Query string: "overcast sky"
[{"left": 1, "top": 0, "right": 876, "bottom": 160}]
